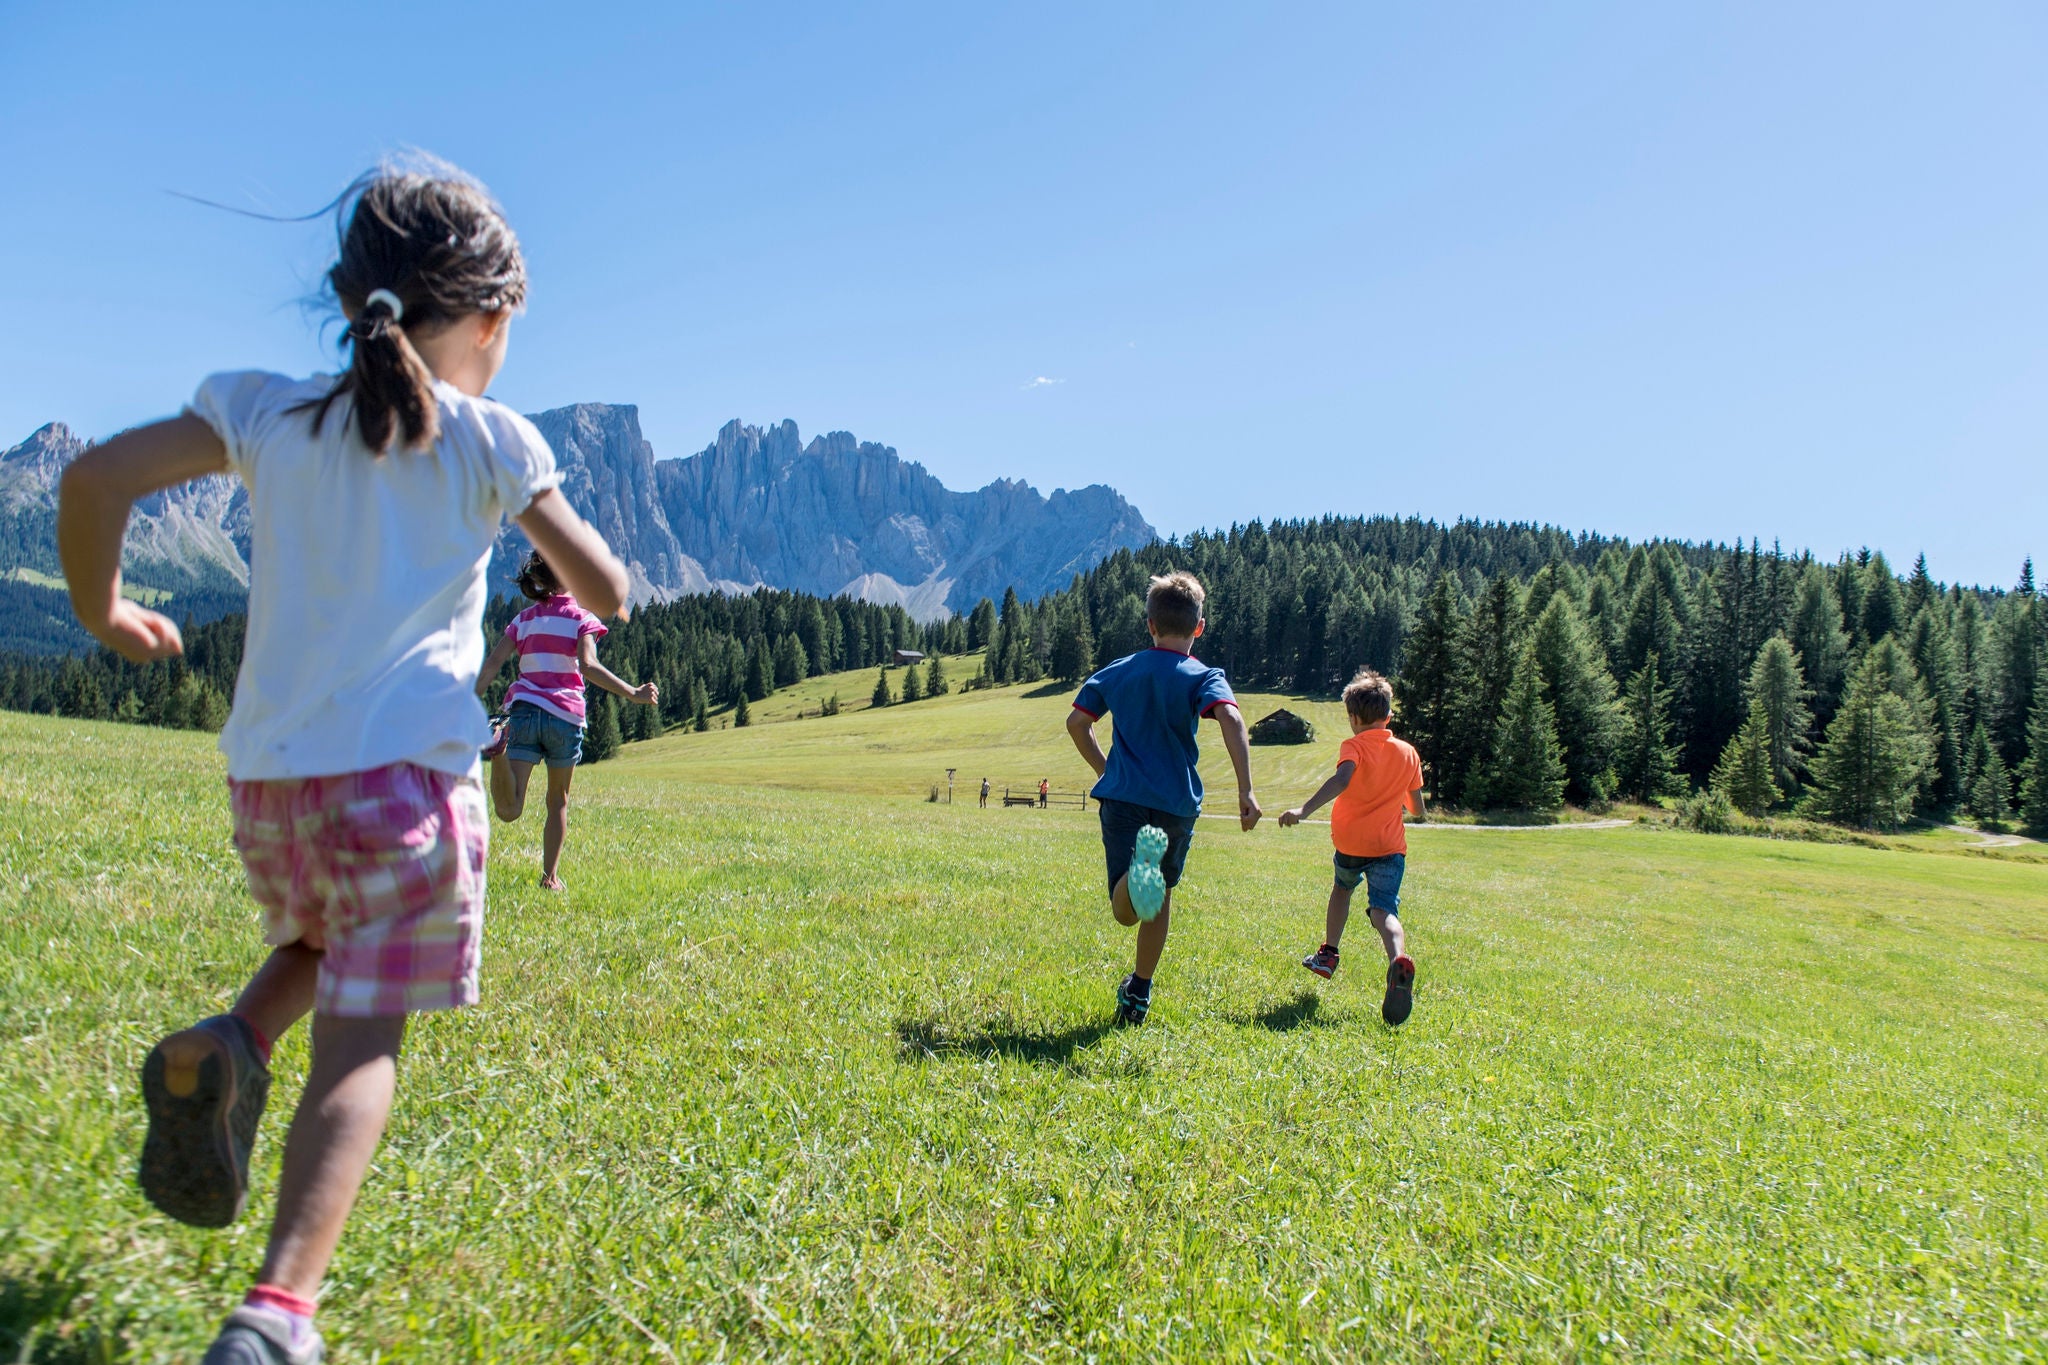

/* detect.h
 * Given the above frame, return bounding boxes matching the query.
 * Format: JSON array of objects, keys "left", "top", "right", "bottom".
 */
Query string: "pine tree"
[
  {"left": 926, "top": 655, "right": 947, "bottom": 696},
  {"left": 870, "top": 667, "right": 892, "bottom": 709},
  {"left": 900, "top": 662, "right": 925, "bottom": 702},
  {"left": 746, "top": 638, "right": 774, "bottom": 701},
  {"left": 1442, "top": 574, "right": 1522, "bottom": 805},
  {"left": 967, "top": 598, "right": 997, "bottom": 649},
  {"left": 774, "top": 632, "right": 808, "bottom": 688},
  {"left": 1905, "top": 552, "right": 1935, "bottom": 617},
  {"left": 1394, "top": 572, "right": 1463, "bottom": 794},
  {"left": 1528, "top": 596, "right": 1622, "bottom": 803},
  {"left": 1711, "top": 707, "right": 1781, "bottom": 816},
  {"left": 1860, "top": 551, "right": 1904, "bottom": 646},
  {"left": 2021, "top": 689, "right": 2048, "bottom": 832},
  {"left": 584, "top": 695, "right": 623, "bottom": 761},
  {"left": 1475, "top": 644, "right": 1567, "bottom": 812},
  {"left": 1616, "top": 655, "right": 1680, "bottom": 803},
  {"left": 1788, "top": 564, "right": 1851, "bottom": 721},
  {"left": 733, "top": 691, "right": 751, "bottom": 727},
  {"left": 1746, "top": 635, "right": 1815, "bottom": 794},
  {"left": 1964, "top": 724, "right": 2012, "bottom": 826},
  {"left": 1049, "top": 603, "right": 1095, "bottom": 682},
  {"left": 691, "top": 677, "right": 711, "bottom": 732},
  {"left": 1904, "top": 606, "right": 1964, "bottom": 807},
  {"left": 1804, "top": 652, "right": 1934, "bottom": 830}
]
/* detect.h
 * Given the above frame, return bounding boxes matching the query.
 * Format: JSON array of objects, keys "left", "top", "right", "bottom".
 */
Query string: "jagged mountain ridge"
[{"left": 4, "top": 407, "right": 1156, "bottom": 621}]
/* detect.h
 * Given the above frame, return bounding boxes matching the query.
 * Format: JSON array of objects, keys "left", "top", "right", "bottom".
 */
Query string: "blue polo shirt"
[{"left": 1073, "top": 648, "right": 1237, "bottom": 818}]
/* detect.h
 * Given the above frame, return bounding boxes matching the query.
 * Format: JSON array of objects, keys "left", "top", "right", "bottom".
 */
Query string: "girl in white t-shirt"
[{"left": 57, "top": 158, "right": 629, "bottom": 1365}]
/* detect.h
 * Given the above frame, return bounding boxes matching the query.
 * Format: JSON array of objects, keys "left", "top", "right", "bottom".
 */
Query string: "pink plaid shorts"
[{"left": 229, "top": 763, "right": 489, "bottom": 1017}]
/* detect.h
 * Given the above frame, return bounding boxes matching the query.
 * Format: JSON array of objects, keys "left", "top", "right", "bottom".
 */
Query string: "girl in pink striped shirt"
[{"left": 478, "top": 550, "right": 658, "bottom": 889}]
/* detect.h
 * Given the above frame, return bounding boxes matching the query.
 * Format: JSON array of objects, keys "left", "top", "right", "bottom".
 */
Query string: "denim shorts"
[
  {"left": 1098, "top": 797, "right": 1196, "bottom": 895},
  {"left": 1334, "top": 851, "right": 1404, "bottom": 915},
  {"left": 503, "top": 701, "right": 585, "bottom": 769}
]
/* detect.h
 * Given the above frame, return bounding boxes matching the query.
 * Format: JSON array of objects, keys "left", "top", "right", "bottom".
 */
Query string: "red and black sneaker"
[
  {"left": 481, "top": 712, "right": 511, "bottom": 760},
  {"left": 1382, "top": 955, "right": 1416, "bottom": 1026},
  {"left": 1302, "top": 945, "right": 1340, "bottom": 979}
]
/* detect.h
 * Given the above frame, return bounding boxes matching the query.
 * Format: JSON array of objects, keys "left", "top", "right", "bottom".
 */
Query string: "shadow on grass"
[
  {"left": 0, "top": 1264, "right": 127, "bottom": 1365},
  {"left": 895, "top": 1015, "right": 1118, "bottom": 1069},
  {"left": 1019, "top": 680, "right": 1072, "bottom": 700},
  {"left": 1230, "top": 988, "right": 1337, "bottom": 1032}
]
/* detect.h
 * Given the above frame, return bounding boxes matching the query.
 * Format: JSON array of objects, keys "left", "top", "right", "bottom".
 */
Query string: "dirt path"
[
  {"left": 1944, "top": 824, "right": 2039, "bottom": 849},
  {"left": 1199, "top": 814, "right": 1634, "bottom": 832}
]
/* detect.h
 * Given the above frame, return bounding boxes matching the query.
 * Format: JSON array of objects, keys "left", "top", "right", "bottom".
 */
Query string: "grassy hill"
[
  {"left": 3, "top": 709, "right": 2046, "bottom": 1360},
  {"left": 642, "top": 651, "right": 1392, "bottom": 805}
]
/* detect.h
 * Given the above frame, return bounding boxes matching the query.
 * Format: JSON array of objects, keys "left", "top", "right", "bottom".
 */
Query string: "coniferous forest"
[{"left": 4, "top": 515, "right": 2043, "bottom": 834}]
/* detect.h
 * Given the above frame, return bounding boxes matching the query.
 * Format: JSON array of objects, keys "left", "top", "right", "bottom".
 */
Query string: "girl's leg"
[
  {"left": 491, "top": 757, "right": 534, "bottom": 823},
  {"left": 539, "top": 764, "right": 574, "bottom": 889},
  {"left": 256, "top": 1012, "right": 407, "bottom": 1298},
  {"left": 1324, "top": 882, "right": 1355, "bottom": 953}
]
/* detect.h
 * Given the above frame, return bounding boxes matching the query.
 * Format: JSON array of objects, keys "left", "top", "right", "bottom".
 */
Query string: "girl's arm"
[
  {"left": 577, "top": 635, "right": 658, "bottom": 705},
  {"left": 513, "top": 488, "right": 632, "bottom": 620},
  {"left": 476, "top": 633, "right": 517, "bottom": 698},
  {"left": 1278, "top": 760, "right": 1357, "bottom": 827},
  {"left": 58, "top": 415, "right": 230, "bottom": 662}
]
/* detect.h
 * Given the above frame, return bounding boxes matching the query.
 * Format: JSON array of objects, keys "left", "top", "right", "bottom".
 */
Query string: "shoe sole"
[
  {"left": 1302, "top": 957, "right": 1335, "bottom": 979},
  {"left": 138, "top": 1030, "right": 265, "bottom": 1228},
  {"left": 1382, "top": 957, "right": 1415, "bottom": 1026},
  {"left": 1127, "top": 826, "right": 1169, "bottom": 922}
]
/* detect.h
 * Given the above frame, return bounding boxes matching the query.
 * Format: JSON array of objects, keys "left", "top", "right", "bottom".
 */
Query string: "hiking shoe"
[
  {"left": 1302, "top": 945, "right": 1340, "bottom": 979},
  {"left": 1114, "top": 974, "right": 1151, "bottom": 1028},
  {"left": 481, "top": 712, "right": 510, "bottom": 760},
  {"left": 139, "top": 1014, "right": 270, "bottom": 1228},
  {"left": 1127, "top": 825, "right": 1170, "bottom": 922},
  {"left": 1382, "top": 955, "right": 1416, "bottom": 1026},
  {"left": 200, "top": 1305, "right": 324, "bottom": 1364}
]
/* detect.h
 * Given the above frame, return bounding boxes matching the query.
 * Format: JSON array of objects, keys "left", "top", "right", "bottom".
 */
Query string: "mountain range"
[{"left": 1, "top": 405, "right": 1156, "bottom": 623}]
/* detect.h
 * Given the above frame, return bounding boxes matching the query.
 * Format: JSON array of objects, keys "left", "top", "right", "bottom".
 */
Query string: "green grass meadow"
[{"left": 3, "top": 687, "right": 2046, "bottom": 1361}]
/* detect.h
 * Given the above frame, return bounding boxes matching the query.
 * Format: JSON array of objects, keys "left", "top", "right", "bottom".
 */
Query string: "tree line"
[
  {"left": 979, "top": 519, "right": 2047, "bottom": 832},
  {"left": 3, "top": 513, "right": 2042, "bottom": 832}
]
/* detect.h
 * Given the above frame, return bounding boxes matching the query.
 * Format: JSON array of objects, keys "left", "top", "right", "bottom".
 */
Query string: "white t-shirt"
[{"left": 187, "top": 371, "right": 561, "bottom": 781}]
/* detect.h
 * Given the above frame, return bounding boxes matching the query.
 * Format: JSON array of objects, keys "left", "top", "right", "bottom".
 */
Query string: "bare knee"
[{"left": 545, "top": 788, "right": 570, "bottom": 814}]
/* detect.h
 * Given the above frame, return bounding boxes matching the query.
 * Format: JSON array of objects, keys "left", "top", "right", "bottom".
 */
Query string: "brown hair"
[
  {"left": 298, "top": 158, "right": 527, "bottom": 454},
  {"left": 1146, "top": 571, "right": 1206, "bottom": 637},
  {"left": 516, "top": 549, "right": 562, "bottom": 602},
  {"left": 1343, "top": 668, "right": 1395, "bottom": 724}
]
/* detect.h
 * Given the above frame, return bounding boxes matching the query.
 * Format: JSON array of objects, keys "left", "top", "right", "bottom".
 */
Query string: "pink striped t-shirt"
[{"left": 504, "top": 595, "right": 607, "bottom": 724}]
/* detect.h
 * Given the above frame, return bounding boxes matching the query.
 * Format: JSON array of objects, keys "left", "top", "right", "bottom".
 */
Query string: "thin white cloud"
[{"left": 1021, "top": 376, "right": 1064, "bottom": 390}]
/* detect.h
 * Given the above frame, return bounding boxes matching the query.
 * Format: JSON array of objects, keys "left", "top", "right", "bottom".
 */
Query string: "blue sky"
[{"left": 3, "top": 2, "right": 2043, "bottom": 588}]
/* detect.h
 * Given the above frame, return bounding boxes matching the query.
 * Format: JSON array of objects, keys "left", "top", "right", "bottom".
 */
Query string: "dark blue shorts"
[
  {"left": 504, "top": 701, "right": 585, "bottom": 770},
  {"left": 1099, "top": 797, "right": 1196, "bottom": 895},
  {"left": 1334, "top": 851, "right": 1404, "bottom": 915}
]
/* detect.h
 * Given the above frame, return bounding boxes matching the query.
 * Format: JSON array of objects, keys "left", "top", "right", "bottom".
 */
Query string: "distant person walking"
[
  {"left": 980, "top": 776, "right": 991, "bottom": 808},
  {"left": 478, "top": 550, "right": 657, "bottom": 890},
  {"left": 57, "top": 160, "right": 632, "bottom": 1364},
  {"left": 1039, "top": 777, "right": 1050, "bottom": 808}
]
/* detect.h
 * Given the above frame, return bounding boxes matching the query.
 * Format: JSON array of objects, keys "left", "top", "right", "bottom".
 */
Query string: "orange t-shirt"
[{"left": 1328, "top": 728, "right": 1424, "bottom": 857}]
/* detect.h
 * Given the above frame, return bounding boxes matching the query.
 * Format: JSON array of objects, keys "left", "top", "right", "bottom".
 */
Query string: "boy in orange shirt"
[{"left": 1278, "top": 668, "right": 1426, "bottom": 1024}]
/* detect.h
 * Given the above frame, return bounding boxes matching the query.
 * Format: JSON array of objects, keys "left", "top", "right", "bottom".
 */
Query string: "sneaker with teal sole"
[
  {"left": 1114, "top": 974, "right": 1151, "bottom": 1027},
  {"left": 1126, "top": 825, "right": 1170, "bottom": 922}
]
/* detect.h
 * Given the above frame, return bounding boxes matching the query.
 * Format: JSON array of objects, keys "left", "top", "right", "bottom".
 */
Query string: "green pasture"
[{"left": 2, "top": 705, "right": 2045, "bottom": 1362}]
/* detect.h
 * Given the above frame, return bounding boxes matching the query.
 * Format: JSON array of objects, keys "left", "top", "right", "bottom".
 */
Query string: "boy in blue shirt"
[{"left": 1067, "top": 571, "right": 1261, "bottom": 1026}]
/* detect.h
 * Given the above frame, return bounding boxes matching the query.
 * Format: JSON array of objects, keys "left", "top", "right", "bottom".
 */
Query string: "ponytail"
[
  {"left": 293, "top": 158, "right": 527, "bottom": 457},
  {"left": 336, "top": 291, "right": 439, "bottom": 453}
]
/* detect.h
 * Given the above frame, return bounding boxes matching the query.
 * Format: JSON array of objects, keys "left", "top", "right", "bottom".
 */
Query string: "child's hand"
[
  {"left": 1238, "top": 789, "right": 1262, "bottom": 831},
  {"left": 1278, "top": 808, "right": 1304, "bottom": 828},
  {"left": 634, "top": 681, "right": 659, "bottom": 706},
  {"left": 85, "top": 599, "right": 185, "bottom": 663}
]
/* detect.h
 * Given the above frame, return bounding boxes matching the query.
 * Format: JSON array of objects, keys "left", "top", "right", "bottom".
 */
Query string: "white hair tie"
[{"left": 363, "top": 288, "right": 405, "bottom": 322}]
